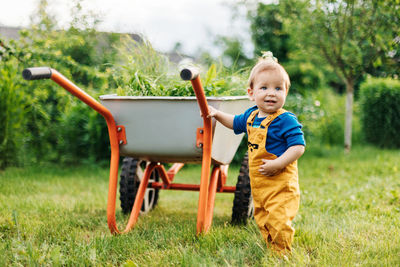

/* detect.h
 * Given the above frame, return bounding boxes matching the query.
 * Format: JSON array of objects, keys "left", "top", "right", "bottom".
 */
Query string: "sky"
[{"left": 0, "top": 0, "right": 254, "bottom": 57}]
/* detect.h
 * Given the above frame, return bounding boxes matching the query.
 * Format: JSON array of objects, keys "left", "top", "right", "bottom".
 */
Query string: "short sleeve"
[
  {"left": 233, "top": 106, "right": 258, "bottom": 135},
  {"left": 279, "top": 113, "right": 306, "bottom": 148}
]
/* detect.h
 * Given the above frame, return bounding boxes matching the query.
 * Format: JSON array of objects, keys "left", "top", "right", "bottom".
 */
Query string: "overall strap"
[
  {"left": 260, "top": 108, "right": 287, "bottom": 128},
  {"left": 246, "top": 110, "right": 259, "bottom": 127},
  {"left": 246, "top": 110, "right": 260, "bottom": 135}
]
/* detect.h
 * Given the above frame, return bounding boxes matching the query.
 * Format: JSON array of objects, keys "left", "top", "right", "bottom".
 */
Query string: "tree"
[
  {"left": 246, "top": 2, "right": 328, "bottom": 95},
  {"left": 215, "top": 36, "right": 251, "bottom": 69},
  {"left": 282, "top": 0, "right": 400, "bottom": 152},
  {"left": 248, "top": 3, "right": 290, "bottom": 63}
]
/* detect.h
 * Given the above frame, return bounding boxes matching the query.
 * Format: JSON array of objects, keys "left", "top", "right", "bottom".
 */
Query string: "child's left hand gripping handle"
[{"left": 22, "top": 67, "right": 52, "bottom": 80}]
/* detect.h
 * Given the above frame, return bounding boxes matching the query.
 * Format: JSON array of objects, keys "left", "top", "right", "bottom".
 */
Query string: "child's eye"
[
  {"left": 261, "top": 86, "right": 267, "bottom": 90},
  {"left": 275, "top": 87, "right": 281, "bottom": 91}
]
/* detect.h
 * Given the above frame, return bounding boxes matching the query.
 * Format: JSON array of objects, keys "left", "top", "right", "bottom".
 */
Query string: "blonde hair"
[{"left": 248, "top": 51, "right": 291, "bottom": 92}]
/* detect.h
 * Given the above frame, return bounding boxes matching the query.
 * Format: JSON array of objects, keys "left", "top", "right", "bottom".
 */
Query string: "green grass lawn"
[{"left": 1, "top": 145, "right": 399, "bottom": 266}]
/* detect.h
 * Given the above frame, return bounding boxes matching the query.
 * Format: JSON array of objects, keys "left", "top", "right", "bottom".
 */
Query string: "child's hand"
[
  {"left": 207, "top": 105, "right": 219, "bottom": 118},
  {"left": 259, "top": 159, "right": 284, "bottom": 176},
  {"left": 204, "top": 106, "right": 234, "bottom": 129}
]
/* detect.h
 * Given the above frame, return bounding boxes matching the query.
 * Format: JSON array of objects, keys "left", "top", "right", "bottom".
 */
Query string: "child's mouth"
[{"left": 264, "top": 100, "right": 276, "bottom": 104}]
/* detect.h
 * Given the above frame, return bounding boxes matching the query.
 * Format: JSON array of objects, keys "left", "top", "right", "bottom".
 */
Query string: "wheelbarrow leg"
[
  {"left": 122, "top": 162, "right": 158, "bottom": 233},
  {"left": 204, "top": 166, "right": 220, "bottom": 232},
  {"left": 195, "top": 116, "right": 212, "bottom": 235},
  {"left": 196, "top": 159, "right": 211, "bottom": 234},
  {"left": 106, "top": 148, "right": 122, "bottom": 234},
  {"left": 203, "top": 165, "right": 229, "bottom": 232}
]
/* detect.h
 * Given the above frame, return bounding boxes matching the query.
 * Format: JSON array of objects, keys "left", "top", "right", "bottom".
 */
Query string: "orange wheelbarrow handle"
[
  {"left": 180, "top": 67, "right": 213, "bottom": 234},
  {"left": 23, "top": 67, "right": 130, "bottom": 234}
]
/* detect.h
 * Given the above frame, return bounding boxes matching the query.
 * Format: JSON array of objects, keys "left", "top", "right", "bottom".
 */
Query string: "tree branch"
[{"left": 318, "top": 38, "right": 346, "bottom": 82}]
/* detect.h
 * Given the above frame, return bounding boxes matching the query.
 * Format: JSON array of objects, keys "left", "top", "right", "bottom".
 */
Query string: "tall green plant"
[
  {"left": 0, "top": 61, "right": 27, "bottom": 168},
  {"left": 114, "top": 36, "right": 249, "bottom": 97},
  {"left": 0, "top": 0, "right": 121, "bottom": 166}
]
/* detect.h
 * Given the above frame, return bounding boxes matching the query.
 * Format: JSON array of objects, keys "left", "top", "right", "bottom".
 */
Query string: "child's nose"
[{"left": 267, "top": 89, "right": 276, "bottom": 96}]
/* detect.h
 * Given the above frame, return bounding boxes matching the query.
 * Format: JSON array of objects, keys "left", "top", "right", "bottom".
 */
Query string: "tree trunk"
[{"left": 344, "top": 80, "right": 354, "bottom": 153}]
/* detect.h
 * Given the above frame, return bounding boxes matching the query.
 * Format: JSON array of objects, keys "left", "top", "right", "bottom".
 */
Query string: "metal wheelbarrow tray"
[
  {"left": 99, "top": 95, "right": 250, "bottom": 164},
  {"left": 22, "top": 67, "right": 253, "bottom": 236}
]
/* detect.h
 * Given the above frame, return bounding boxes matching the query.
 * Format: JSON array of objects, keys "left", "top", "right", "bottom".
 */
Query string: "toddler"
[{"left": 208, "top": 52, "right": 305, "bottom": 254}]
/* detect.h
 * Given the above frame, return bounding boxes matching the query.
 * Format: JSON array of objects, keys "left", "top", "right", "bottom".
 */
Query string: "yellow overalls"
[{"left": 246, "top": 108, "right": 300, "bottom": 253}]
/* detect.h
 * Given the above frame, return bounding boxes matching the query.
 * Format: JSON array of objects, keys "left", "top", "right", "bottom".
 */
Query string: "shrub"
[
  {"left": 0, "top": 61, "right": 27, "bottom": 169},
  {"left": 57, "top": 99, "right": 109, "bottom": 164},
  {"left": 0, "top": 3, "right": 118, "bottom": 166},
  {"left": 285, "top": 60, "right": 324, "bottom": 95},
  {"left": 307, "top": 89, "right": 345, "bottom": 146},
  {"left": 285, "top": 88, "right": 365, "bottom": 147},
  {"left": 360, "top": 77, "right": 400, "bottom": 148}
]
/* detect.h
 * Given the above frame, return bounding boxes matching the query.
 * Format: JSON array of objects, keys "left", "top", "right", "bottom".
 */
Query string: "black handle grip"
[
  {"left": 180, "top": 67, "right": 199, "bottom": 81},
  {"left": 22, "top": 67, "right": 52, "bottom": 80}
]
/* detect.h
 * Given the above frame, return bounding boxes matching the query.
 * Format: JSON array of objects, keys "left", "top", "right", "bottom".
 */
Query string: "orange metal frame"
[{"left": 46, "top": 69, "right": 234, "bottom": 235}]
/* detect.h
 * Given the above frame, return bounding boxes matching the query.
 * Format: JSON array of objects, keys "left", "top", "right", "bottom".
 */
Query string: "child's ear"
[{"left": 247, "top": 88, "right": 255, "bottom": 101}]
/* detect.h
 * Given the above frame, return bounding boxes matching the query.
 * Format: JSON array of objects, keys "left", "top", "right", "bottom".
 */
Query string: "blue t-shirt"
[{"left": 233, "top": 106, "right": 305, "bottom": 157}]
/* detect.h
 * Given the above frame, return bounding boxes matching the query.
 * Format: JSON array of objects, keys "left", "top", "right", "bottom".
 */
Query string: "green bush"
[
  {"left": 0, "top": 61, "right": 27, "bottom": 169},
  {"left": 285, "top": 88, "right": 365, "bottom": 147},
  {"left": 309, "top": 89, "right": 345, "bottom": 145},
  {"left": 0, "top": 1, "right": 119, "bottom": 166},
  {"left": 360, "top": 77, "right": 400, "bottom": 148},
  {"left": 57, "top": 99, "right": 109, "bottom": 164},
  {"left": 285, "top": 60, "right": 324, "bottom": 95}
]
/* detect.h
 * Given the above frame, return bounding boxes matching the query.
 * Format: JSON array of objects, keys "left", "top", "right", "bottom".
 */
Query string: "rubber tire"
[
  {"left": 119, "top": 157, "right": 160, "bottom": 214},
  {"left": 231, "top": 152, "right": 254, "bottom": 224}
]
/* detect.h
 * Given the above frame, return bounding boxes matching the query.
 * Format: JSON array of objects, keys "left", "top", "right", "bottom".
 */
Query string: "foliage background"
[
  {"left": 0, "top": 0, "right": 399, "bottom": 169},
  {"left": 0, "top": 1, "right": 399, "bottom": 265}
]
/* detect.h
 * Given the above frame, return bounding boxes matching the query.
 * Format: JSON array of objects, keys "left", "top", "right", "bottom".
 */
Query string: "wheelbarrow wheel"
[
  {"left": 231, "top": 152, "right": 254, "bottom": 224},
  {"left": 119, "top": 157, "right": 160, "bottom": 214}
]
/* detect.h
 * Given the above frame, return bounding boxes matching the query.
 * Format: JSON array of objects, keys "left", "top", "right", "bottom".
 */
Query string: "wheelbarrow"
[{"left": 22, "top": 67, "right": 254, "bottom": 235}]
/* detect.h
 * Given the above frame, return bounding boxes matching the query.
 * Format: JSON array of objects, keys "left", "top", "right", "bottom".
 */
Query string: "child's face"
[{"left": 247, "top": 69, "right": 287, "bottom": 117}]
